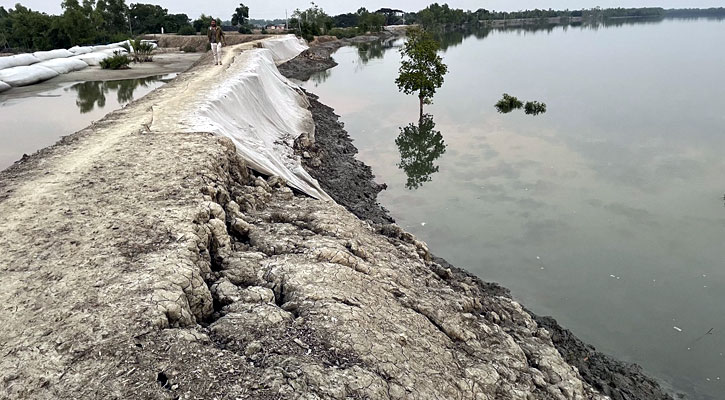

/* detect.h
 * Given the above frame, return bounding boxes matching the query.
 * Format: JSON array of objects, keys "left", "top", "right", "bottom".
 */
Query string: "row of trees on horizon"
[{"left": 1, "top": 1, "right": 724, "bottom": 51}]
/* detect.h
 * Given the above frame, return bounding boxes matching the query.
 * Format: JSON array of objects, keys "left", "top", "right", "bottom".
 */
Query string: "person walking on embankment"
[{"left": 208, "top": 19, "right": 226, "bottom": 65}]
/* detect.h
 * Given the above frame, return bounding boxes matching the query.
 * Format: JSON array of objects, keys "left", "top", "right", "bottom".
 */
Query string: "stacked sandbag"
[
  {"left": 68, "top": 46, "right": 94, "bottom": 55},
  {"left": 32, "top": 49, "right": 74, "bottom": 62},
  {"left": 0, "top": 53, "right": 41, "bottom": 70},
  {"left": 0, "top": 81, "right": 11, "bottom": 93},
  {"left": 38, "top": 58, "right": 89, "bottom": 74},
  {"left": 0, "top": 65, "right": 59, "bottom": 87},
  {"left": 71, "top": 48, "right": 127, "bottom": 66}
]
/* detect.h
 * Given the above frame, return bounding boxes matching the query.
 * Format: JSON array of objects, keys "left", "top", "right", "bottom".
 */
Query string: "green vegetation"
[
  {"left": 231, "top": 3, "right": 252, "bottom": 33},
  {"left": 128, "top": 3, "right": 190, "bottom": 35},
  {"left": 0, "top": 0, "right": 194, "bottom": 51},
  {"left": 395, "top": 28, "right": 448, "bottom": 118},
  {"left": 494, "top": 94, "right": 523, "bottom": 114},
  {"left": 125, "top": 39, "right": 153, "bottom": 62},
  {"left": 177, "top": 25, "right": 196, "bottom": 36},
  {"left": 289, "top": 4, "right": 333, "bottom": 41},
  {"left": 524, "top": 101, "right": 547, "bottom": 116},
  {"left": 99, "top": 51, "right": 129, "bottom": 69},
  {"left": 495, "top": 94, "right": 547, "bottom": 116},
  {"left": 396, "top": 114, "right": 447, "bottom": 190},
  {"left": 192, "top": 15, "right": 222, "bottom": 33}
]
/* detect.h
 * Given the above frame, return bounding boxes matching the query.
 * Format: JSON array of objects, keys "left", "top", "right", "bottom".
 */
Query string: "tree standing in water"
[{"left": 395, "top": 28, "right": 448, "bottom": 119}]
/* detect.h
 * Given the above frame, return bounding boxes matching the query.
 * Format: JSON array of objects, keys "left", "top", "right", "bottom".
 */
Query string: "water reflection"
[
  {"left": 67, "top": 75, "right": 174, "bottom": 113},
  {"left": 356, "top": 39, "right": 397, "bottom": 65},
  {"left": 430, "top": 16, "right": 724, "bottom": 51},
  {"left": 396, "top": 114, "right": 447, "bottom": 189}
]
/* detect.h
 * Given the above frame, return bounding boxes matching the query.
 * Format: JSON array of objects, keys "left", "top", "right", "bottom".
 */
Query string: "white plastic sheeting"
[
  {"left": 187, "top": 48, "right": 330, "bottom": 201},
  {"left": 261, "top": 35, "right": 309, "bottom": 64},
  {"left": 0, "top": 81, "right": 10, "bottom": 93},
  {"left": 33, "top": 49, "right": 74, "bottom": 62},
  {"left": 0, "top": 54, "right": 41, "bottom": 70},
  {"left": 38, "top": 58, "right": 89, "bottom": 74},
  {"left": 0, "top": 65, "right": 59, "bottom": 87}
]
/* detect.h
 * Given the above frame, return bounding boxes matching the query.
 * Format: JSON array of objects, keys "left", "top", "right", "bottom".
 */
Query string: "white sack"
[
  {"left": 68, "top": 46, "right": 93, "bottom": 55},
  {"left": 38, "top": 58, "right": 89, "bottom": 74},
  {"left": 0, "top": 54, "right": 41, "bottom": 70},
  {"left": 187, "top": 48, "right": 330, "bottom": 200},
  {"left": 0, "top": 81, "right": 11, "bottom": 93},
  {"left": 0, "top": 65, "right": 59, "bottom": 87},
  {"left": 261, "top": 35, "right": 309, "bottom": 64},
  {"left": 100, "top": 48, "right": 128, "bottom": 55},
  {"left": 33, "top": 49, "right": 74, "bottom": 62},
  {"left": 71, "top": 50, "right": 125, "bottom": 66}
]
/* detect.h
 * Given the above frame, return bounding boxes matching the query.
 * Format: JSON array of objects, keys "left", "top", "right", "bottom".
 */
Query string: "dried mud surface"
[{"left": 0, "top": 36, "right": 669, "bottom": 400}]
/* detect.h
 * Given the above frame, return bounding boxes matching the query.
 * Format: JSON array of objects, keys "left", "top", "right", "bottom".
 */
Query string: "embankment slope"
[{"left": 2, "top": 37, "right": 609, "bottom": 399}]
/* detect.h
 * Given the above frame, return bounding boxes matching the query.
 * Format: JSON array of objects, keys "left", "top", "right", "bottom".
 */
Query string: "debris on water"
[
  {"left": 610, "top": 275, "right": 616, "bottom": 278},
  {"left": 674, "top": 326, "right": 683, "bottom": 332},
  {"left": 420, "top": 222, "right": 426, "bottom": 227},
  {"left": 536, "top": 256, "right": 541, "bottom": 260}
]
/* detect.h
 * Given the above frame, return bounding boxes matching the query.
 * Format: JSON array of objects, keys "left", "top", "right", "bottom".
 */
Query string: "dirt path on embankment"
[
  {"left": 279, "top": 37, "right": 678, "bottom": 400},
  {"left": 1, "top": 37, "right": 625, "bottom": 400}
]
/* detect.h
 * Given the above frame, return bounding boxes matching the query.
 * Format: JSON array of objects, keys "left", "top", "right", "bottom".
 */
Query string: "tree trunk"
[{"left": 419, "top": 96, "right": 424, "bottom": 121}]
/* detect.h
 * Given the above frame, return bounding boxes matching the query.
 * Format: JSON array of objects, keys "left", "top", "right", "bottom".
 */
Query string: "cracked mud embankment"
[{"left": 0, "top": 36, "right": 668, "bottom": 399}]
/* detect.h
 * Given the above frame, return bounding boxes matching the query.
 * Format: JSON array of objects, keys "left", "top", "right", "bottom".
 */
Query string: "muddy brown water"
[
  {"left": 0, "top": 74, "right": 176, "bottom": 170},
  {"left": 300, "top": 19, "right": 725, "bottom": 399}
]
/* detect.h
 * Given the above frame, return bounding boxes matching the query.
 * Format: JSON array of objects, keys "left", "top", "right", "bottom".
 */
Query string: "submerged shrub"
[
  {"left": 495, "top": 93, "right": 524, "bottom": 113},
  {"left": 100, "top": 52, "right": 130, "bottom": 70},
  {"left": 525, "top": 101, "right": 547, "bottom": 115}
]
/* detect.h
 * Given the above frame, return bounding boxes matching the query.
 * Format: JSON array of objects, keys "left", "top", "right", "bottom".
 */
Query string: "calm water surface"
[
  {"left": 301, "top": 19, "right": 725, "bottom": 399},
  {"left": 0, "top": 74, "right": 175, "bottom": 170}
]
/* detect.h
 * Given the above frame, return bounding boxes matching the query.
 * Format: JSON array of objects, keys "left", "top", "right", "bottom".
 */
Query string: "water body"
[
  {"left": 0, "top": 74, "right": 176, "bottom": 170},
  {"left": 301, "top": 18, "right": 725, "bottom": 399}
]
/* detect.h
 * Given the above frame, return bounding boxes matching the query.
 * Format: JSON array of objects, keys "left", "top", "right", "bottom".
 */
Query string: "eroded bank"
[{"left": 0, "top": 35, "right": 664, "bottom": 399}]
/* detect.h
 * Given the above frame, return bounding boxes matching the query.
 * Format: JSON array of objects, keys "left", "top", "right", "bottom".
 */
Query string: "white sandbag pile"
[
  {"left": 0, "top": 53, "right": 41, "bottom": 70},
  {"left": 38, "top": 58, "right": 89, "bottom": 74},
  {"left": 261, "top": 35, "right": 309, "bottom": 64},
  {"left": 187, "top": 47, "right": 330, "bottom": 200},
  {"left": 72, "top": 48, "right": 127, "bottom": 66},
  {"left": 69, "top": 45, "right": 93, "bottom": 55},
  {"left": 0, "top": 41, "right": 133, "bottom": 90},
  {"left": 0, "top": 65, "right": 59, "bottom": 87},
  {"left": 33, "top": 49, "right": 74, "bottom": 62}
]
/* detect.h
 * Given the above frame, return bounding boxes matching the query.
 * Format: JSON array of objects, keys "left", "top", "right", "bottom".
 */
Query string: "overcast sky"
[{"left": 2, "top": 0, "right": 723, "bottom": 20}]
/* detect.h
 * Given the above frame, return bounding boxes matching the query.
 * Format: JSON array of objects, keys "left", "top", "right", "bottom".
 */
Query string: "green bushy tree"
[{"left": 395, "top": 28, "right": 448, "bottom": 118}]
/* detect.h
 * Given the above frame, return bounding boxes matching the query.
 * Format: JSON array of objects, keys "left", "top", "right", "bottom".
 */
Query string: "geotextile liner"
[
  {"left": 187, "top": 47, "right": 331, "bottom": 201},
  {"left": 261, "top": 35, "right": 309, "bottom": 64}
]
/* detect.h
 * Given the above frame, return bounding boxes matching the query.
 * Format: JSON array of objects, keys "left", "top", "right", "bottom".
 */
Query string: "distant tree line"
[
  {"left": 0, "top": 0, "right": 249, "bottom": 51},
  {"left": 3, "top": 1, "right": 723, "bottom": 51}
]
